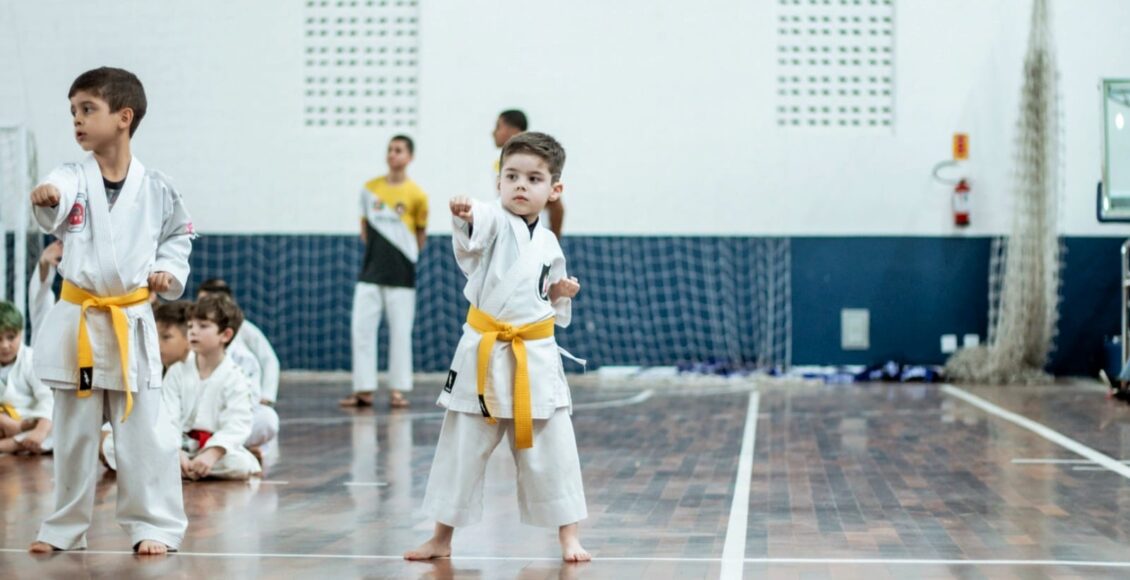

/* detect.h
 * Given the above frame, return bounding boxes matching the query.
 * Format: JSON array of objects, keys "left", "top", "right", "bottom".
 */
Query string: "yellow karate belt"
[
  {"left": 0, "top": 403, "right": 19, "bottom": 421},
  {"left": 61, "top": 281, "right": 150, "bottom": 423},
  {"left": 466, "top": 306, "right": 555, "bottom": 450}
]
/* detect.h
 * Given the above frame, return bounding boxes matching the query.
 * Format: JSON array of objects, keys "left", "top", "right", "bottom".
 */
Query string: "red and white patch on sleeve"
[{"left": 66, "top": 192, "right": 88, "bottom": 233}]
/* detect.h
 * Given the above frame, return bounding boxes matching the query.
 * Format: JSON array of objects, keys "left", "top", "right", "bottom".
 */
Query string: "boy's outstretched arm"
[{"left": 450, "top": 196, "right": 474, "bottom": 223}]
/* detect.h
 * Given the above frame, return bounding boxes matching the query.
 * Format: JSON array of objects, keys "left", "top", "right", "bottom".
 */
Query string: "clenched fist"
[
  {"left": 549, "top": 276, "right": 580, "bottom": 302},
  {"left": 148, "top": 271, "right": 174, "bottom": 294},
  {"left": 30, "top": 184, "right": 60, "bottom": 208},
  {"left": 450, "top": 196, "right": 474, "bottom": 223}
]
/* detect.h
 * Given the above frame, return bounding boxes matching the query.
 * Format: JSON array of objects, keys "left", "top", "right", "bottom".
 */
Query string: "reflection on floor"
[{"left": 2, "top": 377, "right": 1130, "bottom": 579}]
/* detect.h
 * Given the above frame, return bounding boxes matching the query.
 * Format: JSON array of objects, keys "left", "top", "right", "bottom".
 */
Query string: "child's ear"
[
  {"left": 548, "top": 181, "right": 564, "bottom": 203},
  {"left": 220, "top": 327, "right": 235, "bottom": 345},
  {"left": 117, "top": 107, "right": 134, "bottom": 132}
]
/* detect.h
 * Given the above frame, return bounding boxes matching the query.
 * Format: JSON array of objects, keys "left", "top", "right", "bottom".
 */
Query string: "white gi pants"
[
  {"left": 38, "top": 386, "right": 187, "bottom": 550},
  {"left": 351, "top": 282, "right": 415, "bottom": 393},
  {"left": 422, "top": 408, "right": 587, "bottom": 528},
  {"left": 245, "top": 404, "right": 279, "bottom": 449}
]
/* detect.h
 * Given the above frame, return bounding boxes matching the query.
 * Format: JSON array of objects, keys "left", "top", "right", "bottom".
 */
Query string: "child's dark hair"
[
  {"left": 391, "top": 134, "right": 414, "bottom": 155},
  {"left": 197, "top": 278, "right": 233, "bottom": 297},
  {"left": 498, "top": 109, "right": 528, "bottom": 132},
  {"left": 500, "top": 131, "right": 566, "bottom": 182},
  {"left": 189, "top": 294, "right": 244, "bottom": 344},
  {"left": 153, "top": 301, "right": 192, "bottom": 331},
  {"left": 68, "top": 67, "right": 147, "bottom": 137},
  {"left": 0, "top": 301, "right": 22, "bottom": 334}
]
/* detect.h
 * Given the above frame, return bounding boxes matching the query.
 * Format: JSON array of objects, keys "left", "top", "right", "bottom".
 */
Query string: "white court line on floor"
[
  {"left": 720, "top": 391, "right": 760, "bottom": 580},
  {"left": 344, "top": 481, "right": 389, "bottom": 487},
  {"left": 943, "top": 385, "right": 1130, "bottom": 480},
  {"left": 3, "top": 549, "right": 1130, "bottom": 568},
  {"left": 280, "top": 389, "right": 655, "bottom": 426},
  {"left": 1013, "top": 458, "right": 1130, "bottom": 465}
]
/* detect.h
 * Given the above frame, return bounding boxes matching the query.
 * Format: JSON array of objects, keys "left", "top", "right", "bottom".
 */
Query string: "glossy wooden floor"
[{"left": 3, "top": 376, "right": 1130, "bottom": 578}]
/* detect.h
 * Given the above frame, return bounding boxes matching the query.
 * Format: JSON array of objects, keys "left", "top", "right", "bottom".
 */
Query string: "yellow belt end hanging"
[{"left": 122, "top": 390, "right": 133, "bottom": 423}]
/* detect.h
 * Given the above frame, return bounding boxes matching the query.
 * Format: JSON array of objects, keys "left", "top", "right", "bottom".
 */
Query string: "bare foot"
[
  {"left": 339, "top": 392, "right": 374, "bottom": 407},
  {"left": 134, "top": 540, "right": 169, "bottom": 556},
  {"left": 28, "top": 541, "right": 59, "bottom": 554},
  {"left": 404, "top": 523, "right": 454, "bottom": 560},
  {"left": 559, "top": 523, "right": 591, "bottom": 562},
  {"left": 389, "top": 390, "right": 410, "bottom": 409},
  {"left": 403, "top": 538, "right": 452, "bottom": 561}
]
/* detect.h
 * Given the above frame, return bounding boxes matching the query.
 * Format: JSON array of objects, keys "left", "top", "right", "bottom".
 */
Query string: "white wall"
[{"left": 2, "top": 0, "right": 1129, "bottom": 236}]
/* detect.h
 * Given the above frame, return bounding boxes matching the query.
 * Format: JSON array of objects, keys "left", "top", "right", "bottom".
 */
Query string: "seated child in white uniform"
[
  {"left": 0, "top": 301, "right": 54, "bottom": 455},
  {"left": 197, "top": 279, "right": 279, "bottom": 450},
  {"left": 163, "top": 294, "right": 261, "bottom": 481}
]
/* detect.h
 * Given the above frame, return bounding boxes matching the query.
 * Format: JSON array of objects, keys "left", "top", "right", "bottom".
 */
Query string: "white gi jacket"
[
  {"left": 162, "top": 353, "right": 255, "bottom": 457},
  {"left": 30, "top": 155, "right": 193, "bottom": 392},
  {"left": 437, "top": 199, "right": 573, "bottom": 419},
  {"left": 0, "top": 345, "right": 53, "bottom": 420}
]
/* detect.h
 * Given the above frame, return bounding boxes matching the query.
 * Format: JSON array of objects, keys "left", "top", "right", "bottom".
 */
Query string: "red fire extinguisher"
[{"left": 953, "top": 179, "right": 970, "bottom": 227}]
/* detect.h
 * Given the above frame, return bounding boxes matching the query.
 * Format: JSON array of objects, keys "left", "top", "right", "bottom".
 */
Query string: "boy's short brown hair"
[
  {"left": 189, "top": 294, "right": 244, "bottom": 344},
  {"left": 68, "top": 67, "right": 147, "bottom": 137},
  {"left": 154, "top": 301, "right": 191, "bottom": 331},
  {"left": 197, "top": 278, "right": 233, "bottom": 297},
  {"left": 500, "top": 131, "right": 566, "bottom": 182}
]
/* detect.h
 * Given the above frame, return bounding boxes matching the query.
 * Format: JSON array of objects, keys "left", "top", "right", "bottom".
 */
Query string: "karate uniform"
[
  {"left": 0, "top": 345, "right": 54, "bottom": 452},
  {"left": 31, "top": 155, "right": 190, "bottom": 550},
  {"left": 227, "top": 337, "right": 279, "bottom": 449},
  {"left": 422, "top": 199, "right": 586, "bottom": 529},
  {"left": 232, "top": 320, "right": 280, "bottom": 403},
  {"left": 163, "top": 353, "right": 262, "bottom": 480},
  {"left": 105, "top": 340, "right": 277, "bottom": 470}
]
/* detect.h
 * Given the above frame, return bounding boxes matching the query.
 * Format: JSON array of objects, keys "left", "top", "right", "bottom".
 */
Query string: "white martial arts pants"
[
  {"left": 38, "top": 386, "right": 187, "bottom": 550},
  {"left": 351, "top": 282, "right": 415, "bottom": 394},
  {"left": 422, "top": 409, "right": 588, "bottom": 528},
  {"left": 245, "top": 404, "right": 279, "bottom": 449}
]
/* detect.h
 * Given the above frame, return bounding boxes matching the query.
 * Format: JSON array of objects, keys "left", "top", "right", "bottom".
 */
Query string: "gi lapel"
[
  {"left": 81, "top": 156, "right": 127, "bottom": 295},
  {"left": 110, "top": 157, "right": 145, "bottom": 242},
  {"left": 479, "top": 214, "right": 544, "bottom": 316}
]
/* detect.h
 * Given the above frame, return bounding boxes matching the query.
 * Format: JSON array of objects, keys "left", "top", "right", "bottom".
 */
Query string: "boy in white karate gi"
[
  {"left": 405, "top": 132, "right": 588, "bottom": 563},
  {"left": 29, "top": 67, "right": 191, "bottom": 555},
  {"left": 0, "top": 301, "right": 54, "bottom": 455},
  {"left": 195, "top": 279, "right": 279, "bottom": 450},
  {"left": 163, "top": 294, "right": 261, "bottom": 481}
]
